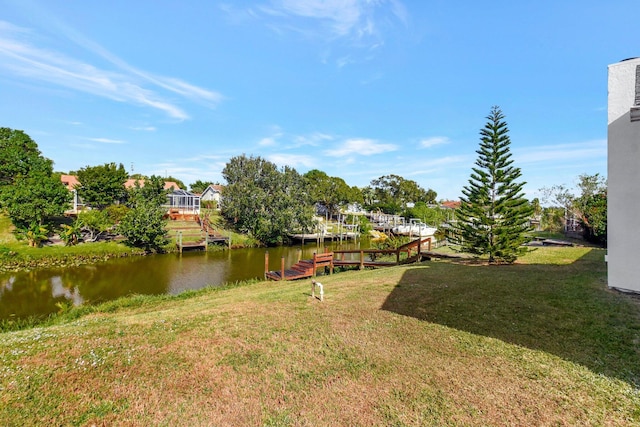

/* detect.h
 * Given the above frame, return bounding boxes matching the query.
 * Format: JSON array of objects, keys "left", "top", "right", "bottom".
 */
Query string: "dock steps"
[{"left": 265, "top": 252, "right": 334, "bottom": 281}]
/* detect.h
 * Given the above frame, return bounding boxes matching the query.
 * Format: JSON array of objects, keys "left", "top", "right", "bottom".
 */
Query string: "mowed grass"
[{"left": 1, "top": 247, "right": 639, "bottom": 426}]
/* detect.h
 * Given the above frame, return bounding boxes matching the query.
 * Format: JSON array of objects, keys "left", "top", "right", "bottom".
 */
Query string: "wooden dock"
[
  {"left": 265, "top": 251, "right": 334, "bottom": 281},
  {"left": 172, "top": 214, "right": 231, "bottom": 252},
  {"left": 175, "top": 231, "right": 208, "bottom": 253},
  {"left": 265, "top": 237, "right": 433, "bottom": 281},
  {"left": 199, "top": 215, "right": 231, "bottom": 248},
  {"left": 289, "top": 232, "right": 358, "bottom": 243},
  {"left": 332, "top": 237, "right": 433, "bottom": 268}
]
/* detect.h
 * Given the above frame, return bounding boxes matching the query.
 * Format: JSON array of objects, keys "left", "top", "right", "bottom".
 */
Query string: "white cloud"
[
  {"left": 420, "top": 136, "right": 450, "bottom": 148},
  {"left": 256, "top": 127, "right": 335, "bottom": 149},
  {"left": 406, "top": 155, "right": 470, "bottom": 175},
  {"left": 361, "top": 71, "right": 384, "bottom": 85},
  {"left": 258, "top": 126, "right": 284, "bottom": 146},
  {"left": 336, "top": 55, "right": 355, "bottom": 68},
  {"left": 155, "top": 77, "right": 223, "bottom": 105},
  {"left": 36, "top": 14, "right": 224, "bottom": 107},
  {"left": 291, "top": 132, "right": 334, "bottom": 147},
  {"left": 389, "top": 0, "right": 409, "bottom": 27},
  {"left": 325, "top": 138, "right": 397, "bottom": 157},
  {"left": 270, "top": 0, "right": 363, "bottom": 37},
  {"left": 131, "top": 126, "right": 157, "bottom": 132},
  {"left": 513, "top": 139, "right": 606, "bottom": 165},
  {"left": 246, "top": 0, "right": 409, "bottom": 64},
  {"left": 258, "top": 137, "right": 278, "bottom": 147},
  {"left": 0, "top": 20, "right": 222, "bottom": 120}
]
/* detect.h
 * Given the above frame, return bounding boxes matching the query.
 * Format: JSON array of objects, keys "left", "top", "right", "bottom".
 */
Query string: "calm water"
[{"left": 0, "top": 240, "right": 369, "bottom": 320}]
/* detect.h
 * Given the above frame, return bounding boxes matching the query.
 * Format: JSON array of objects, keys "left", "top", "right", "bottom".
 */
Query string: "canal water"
[{"left": 0, "top": 240, "right": 370, "bottom": 320}]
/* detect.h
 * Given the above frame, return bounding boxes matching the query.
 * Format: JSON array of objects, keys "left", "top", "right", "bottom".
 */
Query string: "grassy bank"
[
  {"left": 1, "top": 246, "right": 639, "bottom": 425},
  {"left": 0, "top": 240, "right": 146, "bottom": 273},
  {"left": 0, "top": 211, "right": 259, "bottom": 272},
  {"left": 0, "top": 213, "right": 145, "bottom": 272}
]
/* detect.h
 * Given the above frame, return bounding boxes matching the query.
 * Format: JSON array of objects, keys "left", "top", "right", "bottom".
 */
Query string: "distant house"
[
  {"left": 60, "top": 174, "right": 83, "bottom": 214},
  {"left": 124, "top": 179, "right": 181, "bottom": 191},
  {"left": 200, "top": 184, "right": 223, "bottom": 206},
  {"left": 439, "top": 200, "right": 461, "bottom": 210},
  {"left": 607, "top": 57, "right": 640, "bottom": 294},
  {"left": 343, "top": 203, "right": 364, "bottom": 214},
  {"left": 166, "top": 189, "right": 200, "bottom": 215},
  {"left": 60, "top": 174, "right": 80, "bottom": 191},
  {"left": 124, "top": 179, "right": 200, "bottom": 215},
  {"left": 59, "top": 175, "right": 198, "bottom": 215},
  {"left": 439, "top": 200, "right": 460, "bottom": 226}
]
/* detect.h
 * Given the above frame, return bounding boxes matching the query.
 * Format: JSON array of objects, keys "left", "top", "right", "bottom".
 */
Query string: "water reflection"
[{"left": 0, "top": 240, "right": 367, "bottom": 320}]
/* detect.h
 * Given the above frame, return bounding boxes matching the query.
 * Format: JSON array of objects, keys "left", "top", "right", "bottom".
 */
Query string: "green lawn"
[{"left": 1, "top": 246, "right": 639, "bottom": 425}]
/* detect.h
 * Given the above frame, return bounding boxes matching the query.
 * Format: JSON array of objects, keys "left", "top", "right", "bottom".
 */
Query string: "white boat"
[{"left": 392, "top": 218, "right": 437, "bottom": 237}]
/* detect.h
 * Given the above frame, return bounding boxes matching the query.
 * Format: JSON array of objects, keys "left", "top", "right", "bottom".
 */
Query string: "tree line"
[
  {"left": 0, "top": 103, "right": 608, "bottom": 261},
  {"left": 0, "top": 126, "right": 442, "bottom": 249},
  {"left": 0, "top": 128, "right": 169, "bottom": 250},
  {"left": 219, "top": 155, "right": 440, "bottom": 245}
]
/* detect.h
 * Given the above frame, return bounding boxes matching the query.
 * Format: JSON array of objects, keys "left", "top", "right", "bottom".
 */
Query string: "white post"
[{"left": 311, "top": 280, "right": 324, "bottom": 302}]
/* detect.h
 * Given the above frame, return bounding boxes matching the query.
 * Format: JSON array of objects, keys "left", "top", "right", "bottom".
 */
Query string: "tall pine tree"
[{"left": 452, "top": 106, "right": 533, "bottom": 263}]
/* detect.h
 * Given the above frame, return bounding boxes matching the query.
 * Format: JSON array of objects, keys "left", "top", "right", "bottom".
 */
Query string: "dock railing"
[{"left": 264, "top": 237, "right": 433, "bottom": 281}]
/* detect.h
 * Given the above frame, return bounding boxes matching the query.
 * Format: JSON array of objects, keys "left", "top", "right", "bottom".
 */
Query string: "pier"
[
  {"left": 173, "top": 214, "right": 231, "bottom": 253},
  {"left": 265, "top": 237, "right": 432, "bottom": 281}
]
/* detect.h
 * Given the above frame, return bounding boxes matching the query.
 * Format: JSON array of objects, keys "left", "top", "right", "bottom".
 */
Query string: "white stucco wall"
[
  {"left": 608, "top": 58, "right": 640, "bottom": 293},
  {"left": 201, "top": 189, "right": 221, "bottom": 202}
]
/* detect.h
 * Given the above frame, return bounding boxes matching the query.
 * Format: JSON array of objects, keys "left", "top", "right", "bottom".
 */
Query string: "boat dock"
[
  {"left": 174, "top": 215, "right": 231, "bottom": 253},
  {"left": 265, "top": 238, "right": 433, "bottom": 281},
  {"left": 265, "top": 251, "right": 335, "bottom": 281}
]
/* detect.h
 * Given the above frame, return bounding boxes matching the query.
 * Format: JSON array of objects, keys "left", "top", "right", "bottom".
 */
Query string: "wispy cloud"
[
  {"left": 38, "top": 13, "right": 224, "bottom": 108},
  {"left": 130, "top": 126, "right": 157, "bottom": 132},
  {"left": 325, "top": 138, "right": 397, "bottom": 157},
  {"left": 291, "top": 132, "right": 333, "bottom": 147},
  {"left": 514, "top": 139, "right": 606, "bottom": 165},
  {"left": 361, "top": 71, "right": 384, "bottom": 85},
  {"left": 86, "top": 137, "right": 126, "bottom": 144},
  {"left": 389, "top": 0, "right": 409, "bottom": 26},
  {"left": 264, "top": 0, "right": 363, "bottom": 38},
  {"left": 420, "top": 136, "right": 450, "bottom": 148},
  {"left": 337, "top": 55, "right": 355, "bottom": 68},
  {"left": 258, "top": 137, "right": 279, "bottom": 147},
  {"left": 257, "top": 128, "right": 334, "bottom": 149},
  {"left": 406, "top": 155, "right": 470, "bottom": 175},
  {"left": 258, "top": 126, "right": 284, "bottom": 146},
  {"left": 0, "top": 20, "right": 222, "bottom": 120},
  {"left": 231, "top": 0, "right": 409, "bottom": 65}
]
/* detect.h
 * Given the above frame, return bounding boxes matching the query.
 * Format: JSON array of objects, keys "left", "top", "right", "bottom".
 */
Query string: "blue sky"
[{"left": 0, "top": 1, "right": 634, "bottom": 201}]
